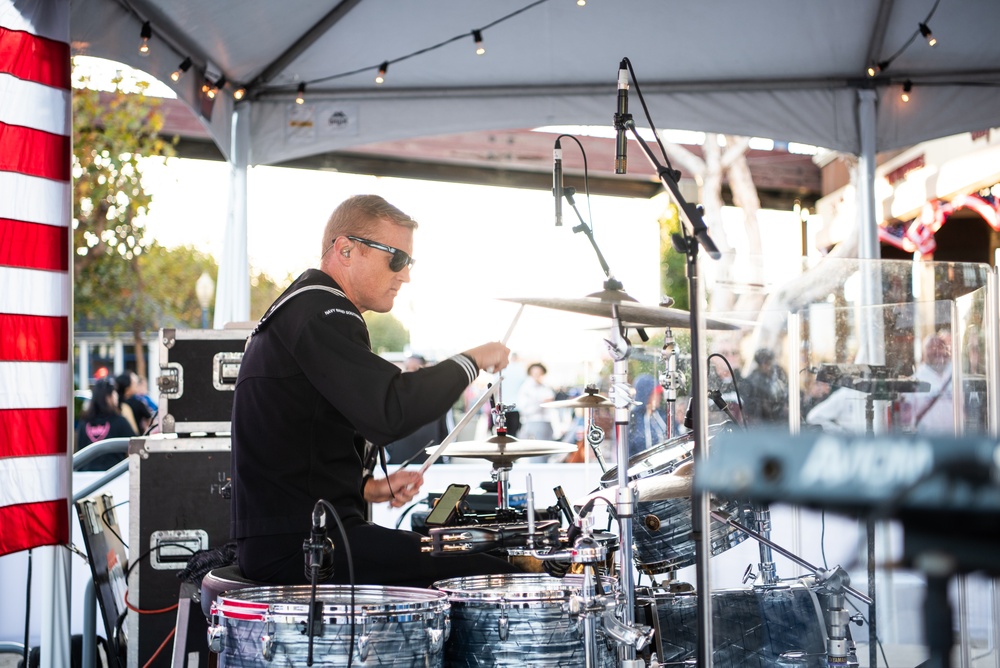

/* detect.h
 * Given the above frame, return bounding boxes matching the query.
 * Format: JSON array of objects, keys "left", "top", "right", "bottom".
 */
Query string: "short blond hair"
[{"left": 320, "top": 195, "right": 418, "bottom": 257}]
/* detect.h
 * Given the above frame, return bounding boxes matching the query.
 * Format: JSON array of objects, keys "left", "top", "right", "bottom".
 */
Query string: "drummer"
[{"left": 231, "top": 195, "right": 520, "bottom": 587}]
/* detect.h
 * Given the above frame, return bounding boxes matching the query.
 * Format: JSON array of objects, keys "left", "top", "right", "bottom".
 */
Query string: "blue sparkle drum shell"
[
  {"left": 643, "top": 583, "right": 831, "bottom": 667},
  {"left": 601, "top": 422, "right": 752, "bottom": 574},
  {"left": 208, "top": 584, "right": 450, "bottom": 667},
  {"left": 433, "top": 573, "right": 616, "bottom": 667}
]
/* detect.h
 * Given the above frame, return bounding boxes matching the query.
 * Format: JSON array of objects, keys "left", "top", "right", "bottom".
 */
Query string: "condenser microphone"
[
  {"left": 553, "top": 138, "right": 564, "bottom": 226},
  {"left": 614, "top": 59, "right": 629, "bottom": 174}
]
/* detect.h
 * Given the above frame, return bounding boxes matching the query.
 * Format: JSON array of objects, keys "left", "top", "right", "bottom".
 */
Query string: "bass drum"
[
  {"left": 600, "top": 422, "right": 752, "bottom": 574},
  {"left": 434, "top": 573, "right": 616, "bottom": 667},
  {"left": 208, "top": 584, "right": 450, "bottom": 667},
  {"left": 640, "top": 583, "right": 840, "bottom": 667}
]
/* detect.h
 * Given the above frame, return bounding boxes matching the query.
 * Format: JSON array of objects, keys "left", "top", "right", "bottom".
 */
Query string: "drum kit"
[{"left": 203, "top": 286, "right": 874, "bottom": 667}]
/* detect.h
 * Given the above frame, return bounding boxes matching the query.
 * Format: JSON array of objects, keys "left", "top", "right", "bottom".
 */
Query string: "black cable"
[
  {"left": 620, "top": 57, "right": 676, "bottom": 178},
  {"left": 23, "top": 549, "right": 31, "bottom": 668},
  {"left": 555, "top": 133, "right": 594, "bottom": 232},
  {"left": 878, "top": 0, "right": 943, "bottom": 71},
  {"left": 845, "top": 597, "right": 891, "bottom": 668},
  {"left": 318, "top": 499, "right": 355, "bottom": 668},
  {"left": 707, "top": 353, "right": 747, "bottom": 428},
  {"left": 141, "top": 410, "right": 158, "bottom": 436},
  {"left": 394, "top": 500, "right": 422, "bottom": 530},
  {"left": 101, "top": 499, "right": 130, "bottom": 549},
  {"left": 821, "top": 510, "right": 829, "bottom": 570},
  {"left": 115, "top": 541, "right": 199, "bottom": 667},
  {"left": 290, "top": 0, "right": 549, "bottom": 88}
]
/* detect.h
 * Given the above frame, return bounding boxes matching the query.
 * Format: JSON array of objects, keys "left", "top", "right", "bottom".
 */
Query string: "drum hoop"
[
  {"left": 434, "top": 573, "right": 615, "bottom": 603},
  {"left": 214, "top": 584, "right": 449, "bottom": 620},
  {"left": 600, "top": 422, "right": 731, "bottom": 487}
]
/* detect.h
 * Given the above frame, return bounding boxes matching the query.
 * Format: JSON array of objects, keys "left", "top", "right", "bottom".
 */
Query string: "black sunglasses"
[{"left": 345, "top": 236, "right": 415, "bottom": 272}]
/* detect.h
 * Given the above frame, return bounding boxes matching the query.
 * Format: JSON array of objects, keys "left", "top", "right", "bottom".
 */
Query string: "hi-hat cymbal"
[
  {"left": 428, "top": 435, "right": 577, "bottom": 464},
  {"left": 542, "top": 387, "right": 613, "bottom": 409},
  {"left": 502, "top": 296, "right": 741, "bottom": 330}
]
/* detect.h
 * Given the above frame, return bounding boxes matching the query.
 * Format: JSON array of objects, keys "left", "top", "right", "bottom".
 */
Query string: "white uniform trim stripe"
[
  {"left": 0, "top": 455, "right": 68, "bottom": 508},
  {"left": 0, "top": 0, "right": 70, "bottom": 43},
  {"left": 0, "top": 266, "right": 69, "bottom": 317},
  {"left": 0, "top": 73, "right": 71, "bottom": 136},
  {"left": 0, "top": 170, "right": 71, "bottom": 227},
  {"left": 449, "top": 354, "right": 478, "bottom": 384},
  {"left": 0, "top": 362, "right": 70, "bottom": 409}
]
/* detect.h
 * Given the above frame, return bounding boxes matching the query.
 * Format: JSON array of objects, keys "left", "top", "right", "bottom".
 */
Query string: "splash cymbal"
[
  {"left": 429, "top": 435, "right": 576, "bottom": 464},
  {"left": 501, "top": 295, "right": 741, "bottom": 330},
  {"left": 542, "top": 386, "right": 613, "bottom": 409},
  {"left": 575, "top": 461, "right": 694, "bottom": 506}
]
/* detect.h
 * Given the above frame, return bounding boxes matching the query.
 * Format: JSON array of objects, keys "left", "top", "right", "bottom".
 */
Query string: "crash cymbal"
[
  {"left": 542, "top": 386, "right": 613, "bottom": 409},
  {"left": 583, "top": 288, "right": 674, "bottom": 308},
  {"left": 429, "top": 435, "right": 576, "bottom": 464},
  {"left": 501, "top": 296, "right": 741, "bottom": 330}
]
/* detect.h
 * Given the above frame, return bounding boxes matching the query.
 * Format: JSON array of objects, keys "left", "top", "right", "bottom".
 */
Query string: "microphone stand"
[{"left": 623, "top": 115, "right": 721, "bottom": 668}]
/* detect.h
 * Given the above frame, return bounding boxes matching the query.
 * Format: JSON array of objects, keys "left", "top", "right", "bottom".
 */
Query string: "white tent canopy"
[{"left": 68, "top": 0, "right": 1000, "bottom": 321}]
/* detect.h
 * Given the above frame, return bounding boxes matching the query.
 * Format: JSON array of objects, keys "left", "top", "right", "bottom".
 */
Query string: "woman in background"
[{"left": 75, "top": 379, "right": 136, "bottom": 471}]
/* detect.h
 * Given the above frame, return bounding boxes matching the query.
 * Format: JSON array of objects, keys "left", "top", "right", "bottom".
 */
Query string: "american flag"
[{"left": 0, "top": 0, "right": 72, "bottom": 557}]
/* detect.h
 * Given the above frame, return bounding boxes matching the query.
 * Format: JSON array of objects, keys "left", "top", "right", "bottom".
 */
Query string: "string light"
[
  {"left": 919, "top": 23, "right": 937, "bottom": 47},
  {"left": 170, "top": 57, "right": 192, "bottom": 82},
  {"left": 867, "top": 60, "right": 890, "bottom": 77},
  {"left": 295, "top": 82, "right": 306, "bottom": 104},
  {"left": 233, "top": 86, "right": 247, "bottom": 101},
  {"left": 375, "top": 61, "right": 388, "bottom": 84},
  {"left": 473, "top": 29, "right": 485, "bottom": 55},
  {"left": 138, "top": 21, "right": 151, "bottom": 56},
  {"left": 577, "top": 0, "right": 586, "bottom": 5},
  {"left": 901, "top": 80, "right": 912, "bottom": 103}
]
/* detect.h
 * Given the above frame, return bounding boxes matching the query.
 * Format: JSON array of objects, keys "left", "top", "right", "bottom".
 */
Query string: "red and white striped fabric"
[{"left": 0, "top": 0, "right": 72, "bottom": 557}]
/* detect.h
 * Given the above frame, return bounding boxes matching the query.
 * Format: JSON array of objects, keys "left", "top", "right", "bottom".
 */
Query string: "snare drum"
[
  {"left": 642, "top": 583, "right": 830, "bottom": 667},
  {"left": 601, "top": 422, "right": 751, "bottom": 574},
  {"left": 434, "top": 573, "right": 616, "bottom": 667},
  {"left": 208, "top": 584, "right": 450, "bottom": 666}
]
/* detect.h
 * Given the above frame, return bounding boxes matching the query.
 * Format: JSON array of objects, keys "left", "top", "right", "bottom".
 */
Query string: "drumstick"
[
  {"left": 419, "top": 383, "right": 500, "bottom": 474},
  {"left": 501, "top": 304, "right": 524, "bottom": 347}
]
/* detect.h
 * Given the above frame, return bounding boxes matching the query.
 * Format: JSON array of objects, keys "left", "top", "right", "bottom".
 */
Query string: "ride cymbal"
[
  {"left": 501, "top": 296, "right": 741, "bottom": 330},
  {"left": 429, "top": 435, "right": 576, "bottom": 464}
]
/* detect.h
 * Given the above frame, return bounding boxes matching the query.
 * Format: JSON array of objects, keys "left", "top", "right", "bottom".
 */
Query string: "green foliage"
[
  {"left": 251, "top": 272, "right": 292, "bottom": 321},
  {"left": 366, "top": 312, "right": 410, "bottom": 353},
  {"left": 658, "top": 203, "right": 689, "bottom": 313},
  {"left": 72, "top": 66, "right": 175, "bottom": 336}
]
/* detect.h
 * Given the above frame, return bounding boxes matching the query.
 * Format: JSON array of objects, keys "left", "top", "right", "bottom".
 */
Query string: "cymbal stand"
[
  {"left": 585, "top": 407, "right": 608, "bottom": 473},
  {"left": 488, "top": 402, "right": 518, "bottom": 515},
  {"left": 753, "top": 504, "right": 778, "bottom": 585},
  {"left": 659, "top": 327, "right": 680, "bottom": 437},
  {"left": 606, "top": 306, "right": 646, "bottom": 668}
]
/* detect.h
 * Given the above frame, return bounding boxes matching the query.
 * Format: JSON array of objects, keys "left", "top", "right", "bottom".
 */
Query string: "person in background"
[
  {"left": 385, "top": 355, "right": 452, "bottom": 466},
  {"left": 116, "top": 370, "right": 153, "bottom": 435},
  {"left": 628, "top": 373, "right": 668, "bottom": 457},
  {"left": 740, "top": 348, "right": 789, "bottom": 427},
  {"left": 515, "top": 362, "right": 556, "bottom": 440},
  {"left": 76, "top": 379, "right": 136, "bottom": 471}
]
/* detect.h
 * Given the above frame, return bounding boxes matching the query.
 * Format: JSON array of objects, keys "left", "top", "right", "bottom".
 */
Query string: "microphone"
[
  {"left": 553, "top": 485, "right": 575, "bottom": 526},
  {"left": 709, "top": 389, "right": 743, "bottom": 427},
  {"left": 553, "top": 138, "right": 564, "bottom": 226},
  {"left": 614, "top": 59, "right": 629, "bottom": 174},
  {"left": 304, "top": 504, "right": 335, "bottom": 582}
]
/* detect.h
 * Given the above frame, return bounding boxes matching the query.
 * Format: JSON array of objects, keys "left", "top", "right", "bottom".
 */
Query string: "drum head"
[{"left": 600, "top": 422, "right": 733, "bottom": 488}]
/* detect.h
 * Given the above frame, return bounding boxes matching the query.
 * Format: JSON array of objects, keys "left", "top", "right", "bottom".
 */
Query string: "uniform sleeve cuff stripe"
[{"left": 449, "top": 354, "right": 478, "bottom": 383}]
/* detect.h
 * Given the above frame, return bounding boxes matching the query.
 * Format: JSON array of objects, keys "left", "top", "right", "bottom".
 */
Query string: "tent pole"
[
  {"left": 857, "top": 89, "right": 879, "bottom": 262},
  {"left": 215, "top": 105, "right": 251, "bottom": 327}
]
